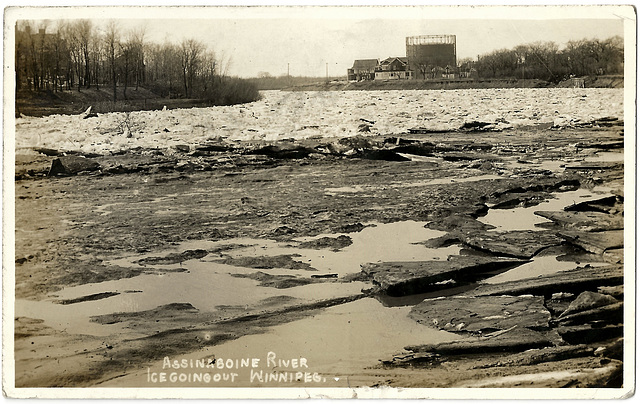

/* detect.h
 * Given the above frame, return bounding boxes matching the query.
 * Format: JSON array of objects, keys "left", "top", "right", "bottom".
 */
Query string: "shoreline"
[
  {"left": 280, "top": 75, "right": 623, "bottom": 92},
  {"left": 15, "top": 75, "right": 623, "bottom": 118}
]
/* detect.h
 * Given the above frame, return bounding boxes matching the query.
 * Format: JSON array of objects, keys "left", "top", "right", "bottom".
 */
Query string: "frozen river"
[{"left": 15, "top": 88, "right": 624, "bottom": 155}]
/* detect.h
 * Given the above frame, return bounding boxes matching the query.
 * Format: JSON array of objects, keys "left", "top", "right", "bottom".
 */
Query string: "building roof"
[
  {"left": 381, "top": 57, "right": 408, "bottom": 65},
  {"left": 352, "top": 59, "right": 379, "bottom": 69}
]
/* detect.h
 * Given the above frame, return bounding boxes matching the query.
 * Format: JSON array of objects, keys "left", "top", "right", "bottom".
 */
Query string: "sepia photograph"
[{"left": 3, "top": 4, "right": 636, "bottom": 399}]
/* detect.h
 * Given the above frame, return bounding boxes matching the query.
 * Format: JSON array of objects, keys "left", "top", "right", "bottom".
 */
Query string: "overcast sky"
[{"left": 10, "top": 5, "right": 630, "bottom": 78}]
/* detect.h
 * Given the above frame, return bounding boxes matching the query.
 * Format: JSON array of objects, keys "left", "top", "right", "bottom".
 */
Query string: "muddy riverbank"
[{"left": 13, "top": 110, "right": 626, "bottom": 389}]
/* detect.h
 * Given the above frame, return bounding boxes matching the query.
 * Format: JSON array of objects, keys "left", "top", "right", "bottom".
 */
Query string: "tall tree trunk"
[
  {"left": 123, "top": 59, "right": 129, "bottom": 100},
  {"left": 135, "top": 57, "right": 140, "bottom": 90},
  {"left": 112, "top": 64, "right": 117, "bottom": 102},
  {"left": 183, "top": 66, "right": 188, "bottom": 98},
  {"left": 54, "top": 60, "right": 58, "bottom": 93},
  {"left": 84, "top": 49, "right": 90, "bottom": 89}
]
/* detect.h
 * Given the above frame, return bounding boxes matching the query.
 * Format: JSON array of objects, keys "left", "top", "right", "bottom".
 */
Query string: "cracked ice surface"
[{"left": 15, "top": 88, "right": 623, "bottom": 155}]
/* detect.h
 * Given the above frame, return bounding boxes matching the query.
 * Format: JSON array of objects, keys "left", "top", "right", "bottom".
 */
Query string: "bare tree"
[
  {"left": 58, "top": 21, "right": 80, "bottom": 90},
  {"left": 50, "top": 21, "right": 69, "bottom": 92},
  {"left": 180, "top": 38, "right": 204, "bottom": 98},
  {"left": 119, "top": 37, "right": 133, "bottom": 99},
  {"left": 145, "top": 41, "right": 181, "bottom": 97},
  {"left": 416, "top": 62, "right": 433, "bottom": 80},
  {"left": 163, "top": 43, "right": 181, "bottom": 97},
  {"left": 61, "top": 20, "right": 91, "bottom": 91},
  {"left": 36, "top": 20, "right": 49, "bottom": 90},
  {"left": 104, "top": 20, "right": 120, "bottom": 102},
  {"left": 23, "top": 21, "right": 40, "bottom": 90},
  {"left": 76, "top": 20, "right": 93, "bottom": 88},
  {"left": 129, "top": 26, "right": 146, "bottom": 90},
  {"left": 90, "top": 30, "right": 103, "bottom": 90},
  {"left": 217, "top": 51, "right": 232, "bottom": 78},
  {"left": 201, "top": 50, "right": 217, "bottom": 93}
]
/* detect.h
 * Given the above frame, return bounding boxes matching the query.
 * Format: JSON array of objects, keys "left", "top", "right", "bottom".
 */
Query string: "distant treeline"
[
  {"left": 15, "top": 20, "right": 260, "bottom": 106},
  {"left": 245, "top": 74, "right": 344, "bottom": 90},
  {"left": 471, "top": 36, "right": 623, "bottom": 82}
]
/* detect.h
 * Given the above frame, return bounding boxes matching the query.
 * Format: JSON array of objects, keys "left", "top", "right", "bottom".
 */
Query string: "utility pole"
[{"left": 326, "top": 62, "right": 329, "bottom": 83}]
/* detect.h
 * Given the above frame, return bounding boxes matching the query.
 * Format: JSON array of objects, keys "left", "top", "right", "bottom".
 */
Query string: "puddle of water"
[
  {"left": 177, "top": 222, "right": 460, "bottom": 277},
  {"left": 292, "top": 221, "right": 461, "bottom": 276},
  {"left": 584, "top": 151, "right": 624, "bottom": 163},
  {"left": 18, "top": 262, "right": 367, "bottom": 337},
  {"left": 102, "top": 297, "right": 462, "bottom": 387},
  {"left": 478, "top": 188, "right": 610, "bottom": 231},
  {"left": 20, "top": 221, "right": 462, "bottom": 336},
  {"left": 16, "top": 298, "right": 130, "bottom": 337},
  {"left": 481, "top": 255, "right": 608, "bottom": 285}
]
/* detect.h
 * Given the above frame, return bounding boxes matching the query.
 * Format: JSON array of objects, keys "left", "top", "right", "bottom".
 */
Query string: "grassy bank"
[
  {"left": 287, "top": 78, "right": 549, "bottom": 91},
  {"left": 15, "top": 88, "right": 221, "bottom": 117},
  {"left": 556, "top": 75, "right": 624, "bottom": 88},
  {"left": 16, "top": 78, "right": 261, "bottom": 117},
  {"left": 287, "top": 75, "right": 623, "bottom": 91}
]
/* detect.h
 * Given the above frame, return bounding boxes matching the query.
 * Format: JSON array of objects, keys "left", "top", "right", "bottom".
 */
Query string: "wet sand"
[{"left": 13, "top": 123, "right": 624, "bottom": 389}]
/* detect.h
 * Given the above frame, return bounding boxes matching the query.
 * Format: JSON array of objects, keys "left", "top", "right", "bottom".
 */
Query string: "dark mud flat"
[{"left": 14, "top": 125, "right": 625, "bottom": 388}]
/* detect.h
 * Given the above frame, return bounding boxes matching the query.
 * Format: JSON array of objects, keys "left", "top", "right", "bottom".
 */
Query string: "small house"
[
  {"left": 374, "top": 57, "right": 414, "bottom": 80},
  {"left": 348, "top": 59, "right": 379, "bottom": 81},
  {"left": 459, "top": 67, "right": 478, "bottom": 79},
  {"left": 442, "top": 65, "right": 457, "bottom": 79}
]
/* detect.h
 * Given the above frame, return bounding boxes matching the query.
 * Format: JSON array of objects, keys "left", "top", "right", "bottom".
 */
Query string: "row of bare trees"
[
  {"left": 15, "top": 19, "right": 233, "bottom": 102},
  {"left": 474, "top": 37, "right": 623, "bottom": 82}
]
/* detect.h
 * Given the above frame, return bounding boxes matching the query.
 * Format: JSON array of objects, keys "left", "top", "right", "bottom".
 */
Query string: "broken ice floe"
[{"left": 15, "top": 88, "right": 623, "bottom": 155}]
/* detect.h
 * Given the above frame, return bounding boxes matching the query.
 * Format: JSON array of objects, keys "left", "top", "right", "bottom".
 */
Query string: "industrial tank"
[{"left": 406, "top": 35, "right": 457, "bottom": 72}]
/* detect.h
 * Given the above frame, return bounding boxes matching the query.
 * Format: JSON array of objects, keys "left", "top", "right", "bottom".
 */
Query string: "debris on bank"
[
  {"left": 361, "top": 256, "right": 528, "bottom": 296},
  {"left": 452, "top": 230, "right": 563, "bottom": 259},
  {"left": 48, "top": 156, "right": 100, "bottom": 176},
  {"left": 385, "top": 263, "right": 624, "bottom": 388},
  {"left": 136, "top": 249, "right": 209, "bottom": 266},
  {"left": 230, "top": 271, "right": 318, "bottom": 289},
  {"left": 214, "top": 254, "right": 316, "bottom": 271},
  {"left": 297, "top": 235, "right": 353, "bottom": 251},
  {"left": 466, "top": 264, "right": 623, "bottom": 298},
  {"left": 409, "top": 295, "right": 551, "bottom": 333}
]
